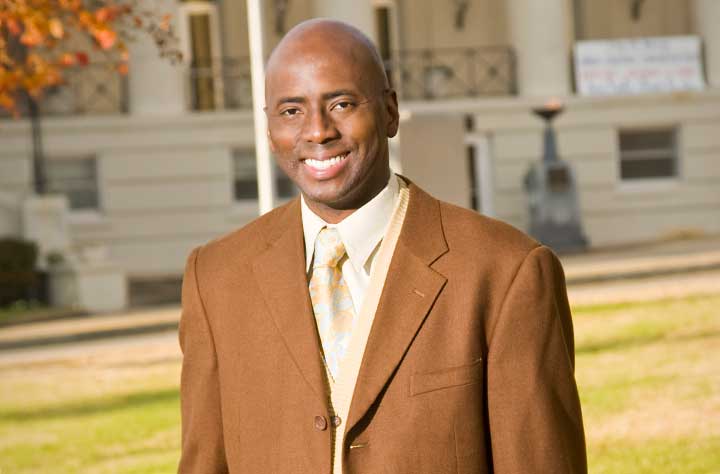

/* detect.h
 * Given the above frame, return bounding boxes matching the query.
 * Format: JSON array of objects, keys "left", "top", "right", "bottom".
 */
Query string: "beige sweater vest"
[{"left": 320, "top": 179, "right": 410, "bottom": 474}]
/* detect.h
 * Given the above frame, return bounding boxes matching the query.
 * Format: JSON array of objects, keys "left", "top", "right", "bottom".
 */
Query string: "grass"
[
  {"left": 0, "top": 342, "right": 182, "bottom": 474},
  {"left": 0, "top": 300, "right": 47, "bottom": 324},
  {"left": 574, "top": 293, "right": 720, "bottom": 473},
  {"left": 0, "top": 293, "right": 718, "bottom": 473},
  {"left": 0, "top": 300, "right": 83, "bottom": 327}
]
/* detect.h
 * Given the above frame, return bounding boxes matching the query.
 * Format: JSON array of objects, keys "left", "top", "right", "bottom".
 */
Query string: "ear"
[
  {"left": 384, "top": 89, "right": 400, "bottom": 138},
  {"left": 267, "top": 129, "right": 277, "bottom": 153},
  {"left": 263, "top": 105, "right": 277, "bottom": 153}
]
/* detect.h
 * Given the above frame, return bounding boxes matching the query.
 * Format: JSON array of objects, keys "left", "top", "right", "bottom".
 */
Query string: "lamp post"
[
  {"left": 534, "top": 100, "right": 563, "bottom": 166},
  {"left": 247, "top": 0, "right": 276, "bottom": 215},
  {"left": 523, "top": 100, "right": 588, "bottom": 252}
]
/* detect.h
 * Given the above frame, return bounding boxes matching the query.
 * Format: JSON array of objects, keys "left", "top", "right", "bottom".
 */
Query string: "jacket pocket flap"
[{"left": 410, "top": 358, "right": 483, "bottom": 396}]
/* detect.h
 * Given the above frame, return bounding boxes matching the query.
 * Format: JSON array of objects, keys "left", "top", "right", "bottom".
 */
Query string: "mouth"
[
  {"left": 301, "top": 152, "right": 350, "bottom": 179},
  {"left": 302, "top": 152, "right": 349, "bottom": 171}
]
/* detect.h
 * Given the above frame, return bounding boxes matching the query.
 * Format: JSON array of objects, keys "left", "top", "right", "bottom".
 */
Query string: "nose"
[{"left": 301, "top": 105, "right": 339, "bottom": 144}]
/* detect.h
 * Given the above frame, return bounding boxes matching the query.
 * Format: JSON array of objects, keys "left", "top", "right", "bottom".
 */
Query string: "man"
[{"left": 178, "top": 18, "right": 587, "bottom": 474}]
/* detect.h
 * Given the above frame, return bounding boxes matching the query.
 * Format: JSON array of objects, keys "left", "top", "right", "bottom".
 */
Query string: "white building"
[{"left": 1, "top": 0, "right": 719, "bottom": 288}]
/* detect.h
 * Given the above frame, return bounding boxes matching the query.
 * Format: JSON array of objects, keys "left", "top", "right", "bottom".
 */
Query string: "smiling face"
[{"left": 265, "top": 21, "right": 399, "bottom": 223}]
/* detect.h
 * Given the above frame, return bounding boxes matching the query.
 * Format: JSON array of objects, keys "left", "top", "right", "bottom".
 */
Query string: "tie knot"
[{"left": 313, "top": 227, "right": 346, "bottom": 268}]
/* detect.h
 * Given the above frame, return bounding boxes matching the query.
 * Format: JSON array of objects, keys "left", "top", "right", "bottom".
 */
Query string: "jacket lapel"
[
  {"left": 346, "top": 184, "right": 449, "bottom": 434},
  {"left": 251, "top": 199, "right": 328, "bottom": 405}
]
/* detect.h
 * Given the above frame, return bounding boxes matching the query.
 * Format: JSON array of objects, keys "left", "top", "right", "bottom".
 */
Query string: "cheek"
[
  {"left": 269, "top": 127, "right": 298, "bottom": 153},
  {"left": 275, "top": 154, "right": 299, "bottom": 176},
  {"left": 354, "top": 129, "right": 381, "bottom": 163},
  {"left": 343, "top": 122, "right": 376, "bottom": 153}
]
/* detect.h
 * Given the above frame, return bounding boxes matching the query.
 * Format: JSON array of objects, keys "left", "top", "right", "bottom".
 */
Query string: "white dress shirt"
[{"left": 301, "top": 174, "right": 400, "bottom": 314}]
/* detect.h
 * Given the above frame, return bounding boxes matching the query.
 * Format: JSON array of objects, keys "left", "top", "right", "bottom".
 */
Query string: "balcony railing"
[
  {"left": 187, "top": 46, "right": 517, "bottom": 111},
  {"left": 1, "top": 46, "right": 516, "bottom": 118},
  {"left": 386, "top": 46, "right": 517, "bottom": 100},
  {"left": 1, "top": 62, "right": 130, "bottom": 118}
]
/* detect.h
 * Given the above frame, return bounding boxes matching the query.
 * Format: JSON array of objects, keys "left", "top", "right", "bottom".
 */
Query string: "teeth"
[{"left": 304, "top": 154, "right": 347, "bottom": 170}]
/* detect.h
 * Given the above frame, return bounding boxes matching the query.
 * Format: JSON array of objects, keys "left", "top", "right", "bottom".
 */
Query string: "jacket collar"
[
  {"left": 251, "top": 198, "right": 330, "bottom": 403},
  {"left": 344, "top": 180, "right": 449, "bottom": 434}
]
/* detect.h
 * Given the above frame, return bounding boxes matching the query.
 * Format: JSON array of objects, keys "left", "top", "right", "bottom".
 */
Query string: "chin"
[
  {"left": 304, "top": 190, "right": 349, "bottom": 209},
  {"left": 298, "top": 176, "right": 346, "bottom": 198}
]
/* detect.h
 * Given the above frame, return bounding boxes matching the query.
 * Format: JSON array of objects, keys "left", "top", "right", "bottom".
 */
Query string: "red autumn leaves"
[{"left": 0, "top": 0, "right": 180, "bottom": 115}]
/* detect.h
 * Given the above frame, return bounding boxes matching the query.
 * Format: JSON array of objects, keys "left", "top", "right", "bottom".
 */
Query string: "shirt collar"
[{"left": 301, "top": 174, "right": 400, "bottom": 274}]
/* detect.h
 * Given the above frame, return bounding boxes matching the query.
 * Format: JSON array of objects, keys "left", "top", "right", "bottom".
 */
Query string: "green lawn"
[
  {"left": 574, "top": 293, "right": 720, "bottom": 473},
  {"left": 0, "top": 342, "right": 182, "bottom": 474},
  {"left": 0, "top": 293, "right": 718, "bottom": 473},
  {"left": 0, "top": 300, "right": 83, "bottom": 327}
]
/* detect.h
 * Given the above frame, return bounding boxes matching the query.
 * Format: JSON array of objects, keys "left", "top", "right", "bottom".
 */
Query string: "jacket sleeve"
[
  {"left": 177, "top": 246, "right": 229, "bottom": 474},
  {"left": 487, "top": 245, "right": 587, "bottom": 473}
]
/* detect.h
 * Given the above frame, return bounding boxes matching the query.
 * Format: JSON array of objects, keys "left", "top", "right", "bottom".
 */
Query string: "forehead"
[{"left": 266, "top": 43, "right": 376, "bottom": 102}]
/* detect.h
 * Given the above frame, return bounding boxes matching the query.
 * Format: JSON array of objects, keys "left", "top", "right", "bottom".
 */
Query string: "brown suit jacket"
[{"left": 178, "top": 182, "right": 587, "bottom": 474}]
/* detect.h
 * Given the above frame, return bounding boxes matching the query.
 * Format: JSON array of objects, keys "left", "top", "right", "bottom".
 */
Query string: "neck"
[
  {"left": 305, "top": 204, "right": 355, "bottom": 224},
  {"left": 304, "top": 168, "right": 391, "bottom": 224}
]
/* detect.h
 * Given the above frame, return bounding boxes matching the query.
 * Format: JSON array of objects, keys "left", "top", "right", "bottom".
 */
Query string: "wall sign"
[{"left": 574, "top": 36, "right": 705, "bottom": 96}]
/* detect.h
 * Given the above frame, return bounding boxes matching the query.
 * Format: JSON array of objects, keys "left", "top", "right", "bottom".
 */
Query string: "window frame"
[
  {"left": 44, "top": 154, "right": 102, "bottom": 213},
  {"left": 615, "top": 125, "right": 681, "bottom": 191}
]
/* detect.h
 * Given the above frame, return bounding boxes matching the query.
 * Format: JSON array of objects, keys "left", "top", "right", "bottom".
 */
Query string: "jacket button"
[
  {"left": 314, "top": 415, "right": 328, "bottom": 431},
  {"left": 331, "top": 415, "right": 342, "bottom": 427}
]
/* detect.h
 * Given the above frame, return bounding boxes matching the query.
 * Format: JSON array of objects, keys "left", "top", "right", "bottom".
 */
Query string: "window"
[
  {"left": 45, "top": 156, "right": 99, "bottom": 210},
  {"left": 618, "top": 128, "right": 678, "bottom": 181},
  {"left": 232, "top": 149, "right": 296, "bottom": 201},
  {"left": 179, "top": 1, "right": 224, "bottom": 110}
]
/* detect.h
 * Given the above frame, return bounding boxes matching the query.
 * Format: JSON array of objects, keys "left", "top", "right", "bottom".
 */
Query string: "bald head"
[{"left": 266, "top": 19, "right": 389, "bottom": 100}]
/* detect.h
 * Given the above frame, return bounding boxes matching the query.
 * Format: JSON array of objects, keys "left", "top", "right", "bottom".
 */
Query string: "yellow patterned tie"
[{"left": 309, "top": 227, "right": 356, "bottom": 381}]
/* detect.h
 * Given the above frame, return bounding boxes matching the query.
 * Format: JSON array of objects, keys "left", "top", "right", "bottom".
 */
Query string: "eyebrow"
[{"left": 274, "top": 89, "right": 361, "bottom": 108}]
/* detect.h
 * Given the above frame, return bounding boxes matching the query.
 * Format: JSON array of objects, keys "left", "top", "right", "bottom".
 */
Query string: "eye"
[
  {"left": 279, "top": 107, "right": 302, "bottom": 117},
  {"left": 331, "top": 100, "right": 355, "bottom": 112}
]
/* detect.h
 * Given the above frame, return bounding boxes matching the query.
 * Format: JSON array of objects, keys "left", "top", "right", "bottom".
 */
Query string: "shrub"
[{"left": 0, "top": 237, "right": 39, "bottom": 307}]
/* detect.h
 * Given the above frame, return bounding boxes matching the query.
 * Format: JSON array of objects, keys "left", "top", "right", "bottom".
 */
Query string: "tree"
[
  {"left": 0, "top": 0, "right": 182, "bottom": 193},
  {"left": 0, "top": 0, "right": 181, "bottom": 115}
]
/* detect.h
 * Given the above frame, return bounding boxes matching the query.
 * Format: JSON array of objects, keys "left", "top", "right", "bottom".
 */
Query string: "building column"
[
  {"left": 313, "top": 0, "right": 376, "bottom": 43},
  {"left": 128, "top": 0, "right": 186, "bottom": 115},
  {"left": 694, "top": 0, "right": 720, "bottom": 88},
  {"left": 508, "top": 0, "right": 574, "bottom": 97}
]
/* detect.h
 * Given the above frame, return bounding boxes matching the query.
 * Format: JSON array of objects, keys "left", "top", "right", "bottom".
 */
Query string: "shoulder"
[
  {"left": 437, "top": 200, "right": 540, "bottom": 262},
  {"left": 187, "top": 198, "right": 299, "bottom": 273},
  {"left": 402, "top": 180, "right": 549, "bottom": 283},
  {"left": 413, "top": 192, "right": 565, "bottom": 315},
  {"left": 404, "top": 182, "right": 553, "bottom": 289}
]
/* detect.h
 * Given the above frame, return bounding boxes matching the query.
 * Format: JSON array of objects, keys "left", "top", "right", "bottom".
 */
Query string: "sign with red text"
[{"left": 574, "top": 36, "right": 705, "bottom": 96}]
